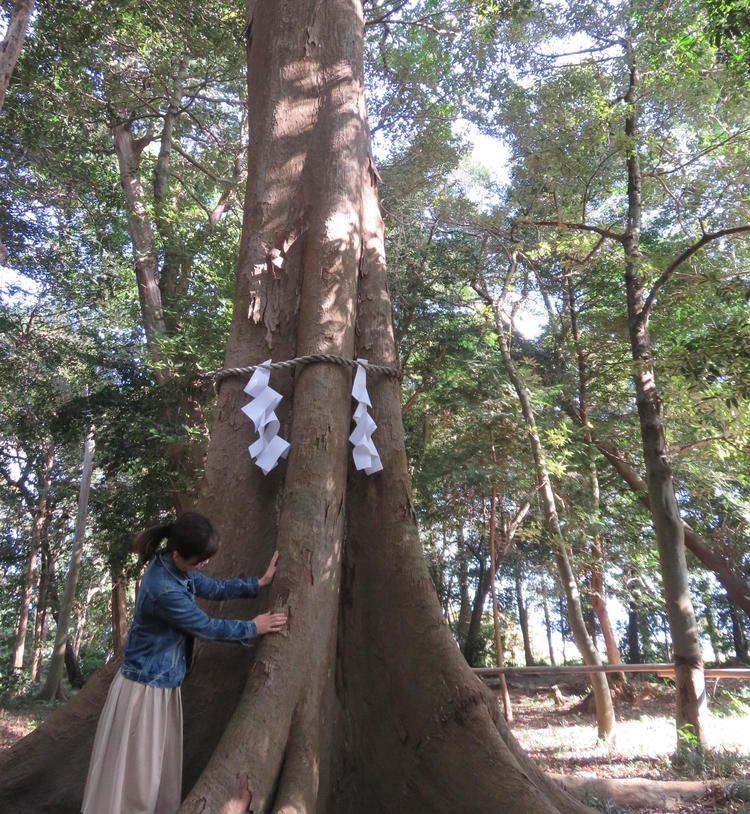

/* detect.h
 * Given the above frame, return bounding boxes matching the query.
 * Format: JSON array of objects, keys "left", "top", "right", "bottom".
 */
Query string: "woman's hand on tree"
[
  {"left": 258, "top": 550, "right": 279, "bottom": 587},
  {"left": 253, "top": 611, "right": 287, "bottom": 635}
]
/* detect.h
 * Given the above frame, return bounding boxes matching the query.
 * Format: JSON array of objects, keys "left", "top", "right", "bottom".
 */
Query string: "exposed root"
[
  {"left": 0, "top": 659, "right": 120, "bottom": 813},
  {"left": 551, "top": 773, "right": 741, "bottom": 810}
]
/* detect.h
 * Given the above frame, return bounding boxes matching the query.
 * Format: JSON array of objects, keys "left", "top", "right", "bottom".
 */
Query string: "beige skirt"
[{"left": 81, "top": 671, "right": 183, "bottom": 814}]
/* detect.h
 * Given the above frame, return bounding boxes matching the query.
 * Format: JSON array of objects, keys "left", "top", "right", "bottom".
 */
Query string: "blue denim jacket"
[{"left": 120, "top": 551, "right": 259, "bottom": 688}]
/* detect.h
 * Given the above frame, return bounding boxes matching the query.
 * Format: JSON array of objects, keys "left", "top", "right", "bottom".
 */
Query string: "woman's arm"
[
  {"left": 190, "top": 551, "right": 279, "bottom": 600},
  {"left": 154, "top": 589, "right": 258, "bottom": 642},
  {"left": 190, "top": 571, "right": 259, "bottom": 601}
]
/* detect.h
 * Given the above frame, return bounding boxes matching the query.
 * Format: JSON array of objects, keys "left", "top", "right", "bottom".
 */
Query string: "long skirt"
[{"left": 81, "top": 671, "right": 183, "bottom": 814}]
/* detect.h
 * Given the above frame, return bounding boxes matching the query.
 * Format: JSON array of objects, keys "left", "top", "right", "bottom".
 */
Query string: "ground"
[
  {"left": 2, "top": 675, "right": 749, "bottom": 812},
  {"left": 507, "top": 676, "right": 750, "bottom": 813}
]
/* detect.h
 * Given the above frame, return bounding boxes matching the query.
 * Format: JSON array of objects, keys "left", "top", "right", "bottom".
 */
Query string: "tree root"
[{"left": 551, "top": 774, "right": 750, "bottom": 810}]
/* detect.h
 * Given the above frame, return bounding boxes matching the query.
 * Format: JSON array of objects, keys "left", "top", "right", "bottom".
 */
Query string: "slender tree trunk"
[
  {"left": 542, "top": 577, "right": 556, "bottom": 665},
  {"left": 590, "top": 543, "right": 624, "bottom": 679},
  {"left": 463, "top": 559, "right": 491, "bottom": 666},
  {"left": 0, "top": 4, "right": 594, "bottom": 811},
  {"left": 41, "top": 427, "right": 95, "bottom": 700},
  {"left": 486, "top": 273, "right": 615, "bottom": 738},
  {"left": 456, "top": 525, "right": 471, "bottom": 647},
  {"left": 515, "top": 566, "right": 534, "bottom": 667},
  {"left": 489, "top": 483, "right": 512, "bottom": 721},
  {"left": 12, "top": 525, "right": 39, "bottom": 673},
  {"left": 110, "top": 568, "right": 129, "bottom": 659},
  {"left": 622, "top": 53, "right": 707, "bottom": 746},
  {"left": 728, "top": 600, "right": 749, "bottom": 663},
  {"left": 30, "top": 523, "right": 53, "bottom": 683},
  {"left": 560, "top": 596, "right": 568, "bottom": 664},
  {"left": 12, "top": 450, "right": 53, "bottom": 673},
  {"left": 563, "top": 407, "right": 750, "bottom": 616},
  {"left": 566, "top": 276, "right": 625, "bottom": 683},
  {"left": 112, "top": 120, "right": 168, "bottom": 376},
  {"left": 627, "top": 600, "right": 641, "bottom": 664},
  {"left": 700, "top": 585, "right": 722, "bottom": 664}
]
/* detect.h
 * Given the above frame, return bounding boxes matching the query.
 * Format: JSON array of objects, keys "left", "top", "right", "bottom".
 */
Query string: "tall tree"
[{"left": 0, "top": 2, "right": 592, "bottom": 811}]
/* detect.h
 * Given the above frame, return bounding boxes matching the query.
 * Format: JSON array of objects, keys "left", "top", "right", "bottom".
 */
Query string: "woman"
[{"left": 81, "top": 511, "right": 286, "bottom": 814}]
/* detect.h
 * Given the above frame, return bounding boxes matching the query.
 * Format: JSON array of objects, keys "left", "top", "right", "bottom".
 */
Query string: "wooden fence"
[{"left": 473, "top": 664, "right": 750, "bottom": 679}]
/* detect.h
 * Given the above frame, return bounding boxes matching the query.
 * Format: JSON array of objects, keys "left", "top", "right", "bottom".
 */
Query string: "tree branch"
[
  {"left": 642, "top": 224, "right": 750, "bottom": 318},
  {"left": 518, "top": 218, "right": 624, "bottom": 243}
]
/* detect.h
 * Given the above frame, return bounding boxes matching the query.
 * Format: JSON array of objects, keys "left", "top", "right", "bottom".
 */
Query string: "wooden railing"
[{"left": 473, "top": 664, "right": 750, "bottom": 679}]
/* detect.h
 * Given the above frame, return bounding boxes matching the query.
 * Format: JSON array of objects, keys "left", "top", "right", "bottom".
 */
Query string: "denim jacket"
[{"left": 120, "top": 551, "right": 259, "bottom": 688}]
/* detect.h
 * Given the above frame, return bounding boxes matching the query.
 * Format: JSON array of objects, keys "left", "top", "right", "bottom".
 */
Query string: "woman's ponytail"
[{"left": 133, "top": 523, "right": 173, "bottom": 566}]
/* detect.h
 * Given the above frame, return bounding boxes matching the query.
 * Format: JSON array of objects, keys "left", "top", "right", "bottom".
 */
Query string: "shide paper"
[
  {"left": 242, "top": 360, "right": 290, "bottom": 474},
  {"left": 349, "top": 358, "right": 383, "bottom": 475}
]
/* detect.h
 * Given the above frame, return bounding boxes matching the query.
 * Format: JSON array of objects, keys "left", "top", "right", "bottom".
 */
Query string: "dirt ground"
[
  {"left": 2, "top": 677, "right": 749, "bottom": 812},
  {"left": 505, "top": 676, "right": 750, "bottom": 813}
]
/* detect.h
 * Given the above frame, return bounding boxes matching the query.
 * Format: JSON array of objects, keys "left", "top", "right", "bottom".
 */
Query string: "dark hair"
[{"left": 134, "top": 511, "right": 220, "bottom": 566}]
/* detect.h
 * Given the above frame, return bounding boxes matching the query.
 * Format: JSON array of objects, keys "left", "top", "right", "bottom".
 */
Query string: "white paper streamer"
[
  {"left": 241, "top": 360, "right": 290, "bottom": 475},
  {"left": 349, "top": 358, "right": 383, "bottom": 475}
]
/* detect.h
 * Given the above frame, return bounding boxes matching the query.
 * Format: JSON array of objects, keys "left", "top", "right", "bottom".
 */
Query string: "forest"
[{"left": 0, "top": 0, "right": 749, "bottom": 812}]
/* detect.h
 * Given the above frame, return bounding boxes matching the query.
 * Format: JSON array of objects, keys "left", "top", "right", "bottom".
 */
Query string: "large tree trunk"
[
  {"left": 0, "top": 3, "right": 594, "bottom": 811},
  {"left": 622, "top": 54, "right": 707, "bottom": 746},
  {"left": 40, "top": 426, "right": 94, "bottom": 700}
]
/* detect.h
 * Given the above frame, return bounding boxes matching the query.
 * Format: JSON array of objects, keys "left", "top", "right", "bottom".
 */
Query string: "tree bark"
[
  {"left": 622, "top": 53, "right": 707, "bottom": 746},
  {"left": 0, "top": 3, "right": 595, "bottom": 811},
  {"left": 41, "top": 426, "right": 94, "bottom": 700}
]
